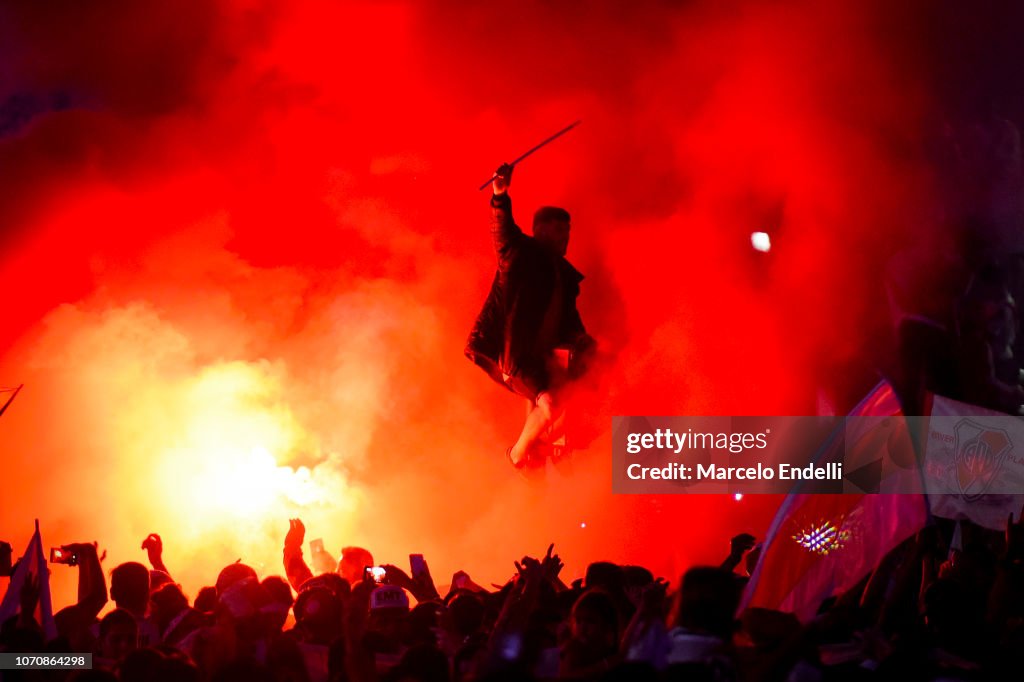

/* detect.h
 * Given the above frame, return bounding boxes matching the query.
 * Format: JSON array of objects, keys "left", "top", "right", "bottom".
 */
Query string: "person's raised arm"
[
  {"left": 52, "top": 541, "right": 107, "bottom": 638},
  {"left": 490, "top": 163, "right": 523, "bottom": 262},
  {"left": 68, "top": 542, "right": 106, "bottom": 618},
  {"left": 490, "top": 554, "right": 545, "bottom": 642},
  {"left": 541, "top": 543, "right": 568, "bottom": 592},
  {"left": 282, "top": 518, "right": 313, "bottom": 591},
  {"left": 141, "top": 533, "right": 170, "bottom": 577},
  {"left": 720, "top": 533, "right": 757, "bottom": 573},
  {"left": 381, "top": 563, "right": 440, "bottom": 602}
]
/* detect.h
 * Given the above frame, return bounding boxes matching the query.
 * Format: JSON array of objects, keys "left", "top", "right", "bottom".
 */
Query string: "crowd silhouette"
[{"left": 3, "top": 511, "right": 1024, "bottom": 681}]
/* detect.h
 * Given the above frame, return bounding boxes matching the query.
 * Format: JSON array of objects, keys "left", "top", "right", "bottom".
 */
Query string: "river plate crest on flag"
[{"left": 954, "top": 418, "right": 1012, "bottom": 501}]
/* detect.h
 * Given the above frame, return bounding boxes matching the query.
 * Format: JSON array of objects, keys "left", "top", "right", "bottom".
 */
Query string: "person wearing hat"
[{"left": 365, "top": 584, "right": 411, "bottom": 675}]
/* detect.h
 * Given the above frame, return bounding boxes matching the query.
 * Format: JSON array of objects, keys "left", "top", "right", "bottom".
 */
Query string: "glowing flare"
[
  {"left": 140, "top": 358, "right": 355, "bottom": 565},
  {"left": 751, "top": 232, "right": 772, "bottom": 252}
]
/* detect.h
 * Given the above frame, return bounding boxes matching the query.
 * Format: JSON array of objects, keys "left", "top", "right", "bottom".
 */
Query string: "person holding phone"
[{"left": 282, "top": 518, "right": 375, "bottom": 590}]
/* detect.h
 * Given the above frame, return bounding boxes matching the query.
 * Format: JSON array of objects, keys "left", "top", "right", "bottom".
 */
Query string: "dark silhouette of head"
[
  {"left": 294, "top": 586, "right": 344, "bottom": 645},
  {"left": 110, "top": 562, "right": 150, "bottom": 615},
  {"left": 98, "top": 608, "right": 138, "bottom": 662},
  {"left": 673, "top": 567, "right": 742, "bottom": 640},
  {"left": 215, "top": 563, "right": 258, "bottom": 595},
  {"left": 584, "top": 561, "right": 624, "bottom": 593},
  {"left": 148, "top": 570, "right": 173, "bottom": 594},
  {"left": 261, "top": 576, "right": 295, "bottom": 633},
  {"left": 570, "top": 589, "right": 619, "bottom": 648},
  {"left": 261, "top": 576, "right": 294, "bottom": 606},
  {"left": 301, "top": 571, "right": 350, "bottom": 600},
  {"left": 533, "top": 206, "right": 571, "bottom": 256},
  {"left": 194, "top": 586, "right": 218, "bottom": 613},
  {"left": 448, "top": 592, "right": 485, "bottom": 638},
  {"left": 337, "top": 546, "right": 373, "bottom": 586},
  {"left": 150, "top": 583, "right": 189, "bottom": 632}
]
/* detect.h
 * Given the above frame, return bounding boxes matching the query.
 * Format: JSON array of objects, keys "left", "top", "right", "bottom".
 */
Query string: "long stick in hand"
[{"left": 478, "top": 120, "right": 582, "bottom": 190}]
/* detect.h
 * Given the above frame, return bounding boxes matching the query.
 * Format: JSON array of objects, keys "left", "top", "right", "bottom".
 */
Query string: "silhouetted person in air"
[{"left": 466, "top": 163, "right": 594, "bottom": 469}]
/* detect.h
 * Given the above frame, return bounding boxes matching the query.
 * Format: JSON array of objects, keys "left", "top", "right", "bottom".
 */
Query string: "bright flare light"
[
  {"left": 751, "top": 231, "right": 772, "bottom": 252},
  {"left": 189, "top": 447, "right": 325, "bottom": 518},
  {"left": 146, "top": 361, "right": 353, "bottom": 545},
  {"left": 792, "top": 519, "right": 844, "bottom": 556}
]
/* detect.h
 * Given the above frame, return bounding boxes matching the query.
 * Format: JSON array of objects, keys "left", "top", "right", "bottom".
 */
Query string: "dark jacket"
[{"left": 465, "top": 192, "right": 590, "bottom": 399}]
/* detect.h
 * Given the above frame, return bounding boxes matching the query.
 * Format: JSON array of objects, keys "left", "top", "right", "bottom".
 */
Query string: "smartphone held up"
[
  {"left": 50, "top": 546, "right": 78, "bottom": 566},
  {"left": 364, "top": 565, "right": 387, "bottom": 584}
]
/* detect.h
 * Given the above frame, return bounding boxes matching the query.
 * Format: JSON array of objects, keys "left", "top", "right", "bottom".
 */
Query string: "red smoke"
[{"left": 0, "top": 0, "right": 995, "bottom": 608}]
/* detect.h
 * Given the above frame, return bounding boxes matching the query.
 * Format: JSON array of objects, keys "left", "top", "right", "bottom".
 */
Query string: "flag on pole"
[
  {"left": 923, "top": 393, "right": 1024, "bottom": 530},
  {"left": 740, "top": 381, "right": 931, "bottom": 621},
  {"left": 0, "top": 519, "right": 57, "bottom": 639}
]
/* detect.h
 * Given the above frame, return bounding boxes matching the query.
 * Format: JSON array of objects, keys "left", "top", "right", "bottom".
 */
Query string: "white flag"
[
  {"left": 0, "top": 519, "right": 56, "bottom": 639},
  {"left": 925, "top": 394, "right": 1024, "bottom": 530}
]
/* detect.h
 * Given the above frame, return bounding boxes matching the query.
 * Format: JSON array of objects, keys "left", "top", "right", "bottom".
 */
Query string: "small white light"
[
  {"left": 750, "top": 232, "right": 771, "bottom": 253},
  {"left": 733, "top": 493, "right": 743, "bottom": 501},
  {"left": 580, "top": 522, "right": 587, "bottom": 529}
]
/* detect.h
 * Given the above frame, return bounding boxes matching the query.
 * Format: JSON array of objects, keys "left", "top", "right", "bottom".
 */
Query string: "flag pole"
[{"left": 0, "top": 384, "right": 23, "bottom": 418}]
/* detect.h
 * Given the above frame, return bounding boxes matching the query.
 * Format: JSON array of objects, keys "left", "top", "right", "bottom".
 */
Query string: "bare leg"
[
  {"left": 544, "top": 406, "right": 567, "bottom": 444},
  {"left": 509, "top": 391, "right": 563, "bottom": 466}
]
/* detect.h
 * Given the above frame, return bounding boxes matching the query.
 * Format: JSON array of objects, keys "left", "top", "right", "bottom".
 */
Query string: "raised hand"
[
  {"left": 540, "top": 543, "right": 564, "bottom": 581},
  {"left": 381, "top": 564, "right": 413, "bottom": 591},
  {"left": 729, "top": 533, "right": 757, "bottom": 558},
  {"left": 515, "top": 548, "right": 557, "bottom": 588},
  {"left": 141, "top": 533, "right": 164, "bottom": 570},
  {"left": 451, "top": 570, "right": 475, "bottom": 591},
  {"left": 285, "top": 518, "right": 305, "bottom": 550},
  {"left": 641, "top": 578, "right": 670, "bottom": 615},
  {"left": 722, "top": 533, "right": 757, "bottom": 572},
  {"left": 408, "top": 557, "right": 441, "bottom": 600},
  {"left": 492, "top": 163, "right": 514, "bottom": 196},
  {"left": 61, "top": 542, "right": 99, "bottom": 564},
  {"left": 141, "top": 533, "right": 162, "bottom": 555}
]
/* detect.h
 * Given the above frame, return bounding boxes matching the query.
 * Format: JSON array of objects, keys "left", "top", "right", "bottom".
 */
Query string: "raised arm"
[
  {"left": 73, "top": 543, "right": 107, "bottom": 617},
  {"left": 52, "top": 542, "right": 108, "bottom": 638},
  {"left": 283, "top": 518, "right": 314, "bottom": 591},
  {"left": 142, "top": 533, "right": 170, "bottom": 577},
  {"left": 490, "top": 163, "right": 524, "bottom": 263}
]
